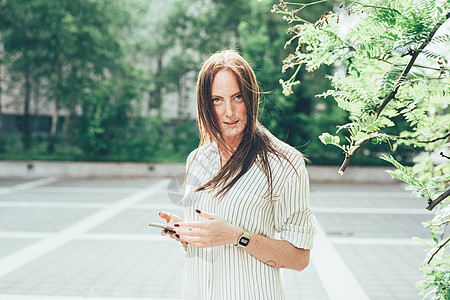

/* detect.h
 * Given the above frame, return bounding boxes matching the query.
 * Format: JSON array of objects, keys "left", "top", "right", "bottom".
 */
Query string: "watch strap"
[{"left": 236, "top": 229, "right": 250, "bottom": 248}]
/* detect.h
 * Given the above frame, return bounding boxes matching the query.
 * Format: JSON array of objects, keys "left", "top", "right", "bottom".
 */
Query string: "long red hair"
[{"left": 191, "top": 49, "right": 293, "bottom": 200}]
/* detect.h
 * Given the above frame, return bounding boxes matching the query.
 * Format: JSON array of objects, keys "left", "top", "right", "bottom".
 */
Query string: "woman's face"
[{"left": 211, "top": 69, "right": 247, "bottom": 146}]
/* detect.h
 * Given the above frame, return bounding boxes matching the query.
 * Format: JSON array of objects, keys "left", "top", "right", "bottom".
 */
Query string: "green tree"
[
  {"left": 146, "top": 0, "right": 251, "bottom": 119},
  {"left": 0, "top": 41, "right": 3, "bottom": 152},
  {"left": 239, "top": 0, "right": 346, "bottom": 163},
  {"left": 0, "top": 0, "right": 146, "bottom": 156},
  {"left": 134, "top": 0, "right": 254, "bottom": 159},
  {"left": 0, "top": 0, "right": 46, "bottom": 150},
  {"left": 78, "top": 73, "right": 144, "bottom": 159},
  {"left": 274, "top": 0, "right": 449, "bottom": 298}
]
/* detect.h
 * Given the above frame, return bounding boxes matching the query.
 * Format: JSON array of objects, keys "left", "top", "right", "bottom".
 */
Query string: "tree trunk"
[
  {"left": 32, "top": 80, "right": 40, "bottom": 140},
  {"left": 66, "top": 67, "right": 78, "bottom": 144},
  {"left": 66, "top": 103, "right": 77, "bottom": 145},
  {"left": 0, "top": 49, "right": 3, "bottom": 152},
  {"left": 22, "top": 64, "right": 32, "bottom": 150},
  {"left": 48, "top": 54, "right": 63, "bottom": 153},
  {"left": 149, "top": 52, "right": 163, "bottom": 110},
  {"left": 177, "top": 84, "right": 183, "bottom": 119},
  {"left": 176, "top": 75, "right": 184, "bottom": 119},
  {"left": 155, "top": 52, "right": 163, "bottom": 109}
]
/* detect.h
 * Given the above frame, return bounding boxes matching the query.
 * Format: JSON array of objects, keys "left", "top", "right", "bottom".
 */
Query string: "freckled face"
[{"left": 211, "top": 69, "right": 247, "bottom": 146}]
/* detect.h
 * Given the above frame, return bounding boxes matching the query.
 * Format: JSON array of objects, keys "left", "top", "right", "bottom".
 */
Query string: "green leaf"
[
  {"left": 381, "top": 155, "right": 426, "bottom": 189},
  {"left": 412, "top": 236, "right": 433, "bottom": 247},
  {"left": 354, "top": 132, "right": 369, "bottom": 141},
  {"left": 429, "top": 93, "right": 450, "bottom": 104},
  {"left": 319, "top": 132, "right": 341, "bottom": 147}
]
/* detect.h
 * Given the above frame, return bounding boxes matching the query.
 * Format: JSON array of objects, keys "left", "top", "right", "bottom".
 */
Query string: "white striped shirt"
[{"left": 182, "top": 139, "right": 316, "bottom": 300}]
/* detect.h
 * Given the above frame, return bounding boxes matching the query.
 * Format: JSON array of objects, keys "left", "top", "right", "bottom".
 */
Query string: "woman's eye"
[
  {"left": 234, "top": 94, "right": 243, "bottom": 101},
  {"left": 212, "top": 98, "right": 221, "bottom": 104}
]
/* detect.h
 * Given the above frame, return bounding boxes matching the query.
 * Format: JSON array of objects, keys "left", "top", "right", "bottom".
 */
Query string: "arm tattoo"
[{"left": 265, "top": 260, "right": 277, "bottom": 267}]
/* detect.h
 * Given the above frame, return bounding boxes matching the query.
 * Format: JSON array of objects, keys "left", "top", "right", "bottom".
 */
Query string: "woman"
[{"left": 159, "top": 49, "right": 316, "bottom": 300}]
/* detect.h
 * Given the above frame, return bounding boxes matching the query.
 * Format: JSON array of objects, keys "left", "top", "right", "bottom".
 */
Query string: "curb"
[{"left": 0, "top": 161, "right": 399, "bottom": 184}]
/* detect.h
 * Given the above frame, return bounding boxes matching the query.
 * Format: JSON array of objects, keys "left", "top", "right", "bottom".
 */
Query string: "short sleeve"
[{"left": 274, "top": 161, "right": 316, "bottom": 249}]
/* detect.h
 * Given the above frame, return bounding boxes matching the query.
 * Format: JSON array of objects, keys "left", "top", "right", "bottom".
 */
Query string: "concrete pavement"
[{"left": 0, "top": 176, "right": 431, "bottom": 299}]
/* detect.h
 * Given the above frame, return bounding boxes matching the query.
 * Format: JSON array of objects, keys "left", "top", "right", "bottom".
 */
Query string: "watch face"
[{"left": 239, "top": 236, "right": 250, "bottom": 247}]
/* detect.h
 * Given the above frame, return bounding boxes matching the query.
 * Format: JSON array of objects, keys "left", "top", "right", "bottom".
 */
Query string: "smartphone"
[{"left": 148, "top": 222, "right": 176, "bottom": 234}]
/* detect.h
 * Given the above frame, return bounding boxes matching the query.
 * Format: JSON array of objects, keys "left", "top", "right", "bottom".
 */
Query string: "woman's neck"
[{"left": 218, "top": 141, "right": 239, "bottom": 167}]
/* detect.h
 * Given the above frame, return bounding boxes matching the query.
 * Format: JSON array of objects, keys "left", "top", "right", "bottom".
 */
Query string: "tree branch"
[
  {"left": 374, "top": 57, "right": 444, "bottom": 71},
  {"left": 426, "top": 187, "right": 450, "bottom": 211},
  {"left": 346, "top": 0, "right": 402, "bottom": 15},
  {"left": 338, "top": 141, "right": 366, "bottom": 174},
  {"left": 338, "top": 131, "right": 449, "bottom": 174},
  {"left": 420, "top": 132, "right": 450, "bottom": 143},
  {"left": 425, "top": 219, "right": 450, "bottom": 227},
  {"left": 376, "top": 12, "right": 450, "bottom": 117},
  {"left": 338, "top": 154, "right": 352, "bottom": 175},
  {"left": 382, "top": 132, "right": 450, "bottom": 144},
  {"left": 427, "top": 235, "right": 450, "bottom": 264},
  {"left": 338, "top": 12, "right": 450, "bottom": 174}
]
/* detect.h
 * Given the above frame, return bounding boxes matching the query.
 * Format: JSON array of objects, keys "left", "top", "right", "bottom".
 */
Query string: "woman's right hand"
[{"left": 159, "top": 211, "right": 183, "bottom": 240}]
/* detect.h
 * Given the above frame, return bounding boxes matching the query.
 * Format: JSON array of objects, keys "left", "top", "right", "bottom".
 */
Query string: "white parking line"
[
  {"left": 0, "top": 201, "right": 182, "bottom": 210},
  {"left": 0, "top": 177, "right": 57, "bottom": 196},
  {"left": 0, "top": 201, "right": 108, "bottom": 208},
  {"left": 0, "top": 200, "right": 430, "bottom": 215},
  {"left": 312, "top": 221, "right": 370, "bottom": 300},
  {"left": 0, "top": 179, "right": 170, "bottom": 278},
  {"left": 311, "top": 191, "right": 413, "bottom": 197},
  {"left": 0, "top": 231, "right": 52, "bottom": 239},
  {"left": 0, "top": 231, "right": 182, "bottom": 242},
  {"left": 133, "top": 203, "right": 181, "bottom": 210},
  {"left": 31, "top": 187, "right": 140, "bottom": 194},
  {"left": 76, "top": 233, "right": 169, "bottom": 241},
  {"left": 312, "top": 206, "right": 429, "bottom": 214},
  {"left": 0, "top": 295, "right": 182, "bottom": 300},
  {"left": 1, "top": 230, "right": 428, "bottom": 246},
  {"left": 329, "top": 237, "right": 431, "bottom": 246}
]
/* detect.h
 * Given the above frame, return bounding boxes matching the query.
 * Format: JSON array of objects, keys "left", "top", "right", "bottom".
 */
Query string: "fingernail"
[
  {"left": 196, "top": 209, "right": 201, "bottom": 213},
  {"left": 174, "top": 224, "right": 180, "bottom": 227},
  {"left": 175, "top": 234, "right": 180, "bottom": 239}
]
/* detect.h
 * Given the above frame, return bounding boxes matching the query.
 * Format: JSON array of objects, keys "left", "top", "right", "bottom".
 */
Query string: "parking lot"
[{"left": 0, "top": 176, "right": 431, "bottom": 299}]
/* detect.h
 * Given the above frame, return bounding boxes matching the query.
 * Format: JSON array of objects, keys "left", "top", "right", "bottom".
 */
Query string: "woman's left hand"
[{"left": 173, "top": 209, "right": 243, "bottom": 248}]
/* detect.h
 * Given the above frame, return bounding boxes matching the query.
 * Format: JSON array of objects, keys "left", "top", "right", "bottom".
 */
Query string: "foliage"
[
  {"left": 0, "top": 116, "right": 199, "bottom": 163},
  {"left": 0, "top": 0, "right": 396, "bottom": 166},
  {"left": 238, "top": 0, "right": 367, "bottom": 165},
  {"left": 0, "top": 0, "right": 146, "bottom": 154},
  {"left": 273, "top": 0, "right": 450, "bottom": 298}
]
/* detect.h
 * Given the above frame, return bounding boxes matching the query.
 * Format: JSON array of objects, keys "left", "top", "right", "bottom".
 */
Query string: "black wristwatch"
[{"left": 236, "top": 230, "right": 250, "bottom": 248}]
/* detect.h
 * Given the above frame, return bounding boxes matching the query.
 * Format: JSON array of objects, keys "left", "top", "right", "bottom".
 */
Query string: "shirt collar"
[{"left": 209, "top": 141, "right": 219, "bottom": 154}]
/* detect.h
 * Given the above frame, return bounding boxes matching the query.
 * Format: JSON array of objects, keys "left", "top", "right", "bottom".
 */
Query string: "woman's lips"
[{"left": 224, "top": 120, "right": 239, "bottom": 126}]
